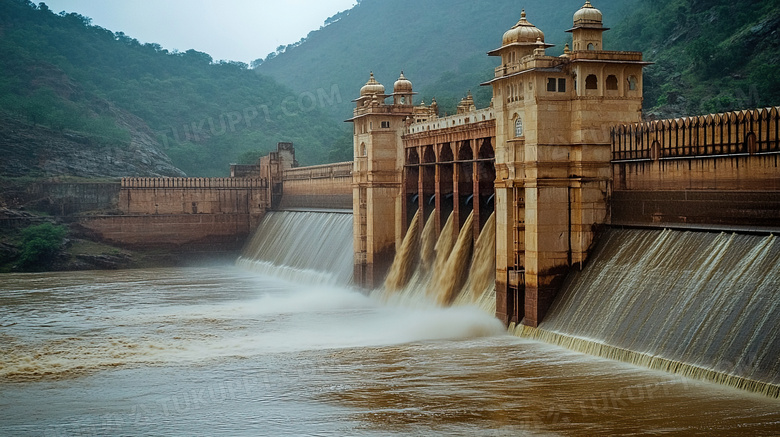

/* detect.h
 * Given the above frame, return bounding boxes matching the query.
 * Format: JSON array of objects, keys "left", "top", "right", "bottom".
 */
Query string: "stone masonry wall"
[{"left": 280, "top": 162, "right": 352, "bottom": 210}]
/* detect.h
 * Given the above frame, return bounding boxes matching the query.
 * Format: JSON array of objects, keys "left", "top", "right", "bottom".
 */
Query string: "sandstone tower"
[
  {"left": 351, "top": 2, "right": 649, "bottom": 327},
  {"left": 349, "top": 72, "right": 416, "bottom": 287},
  {"left": 486, "top": 1, "right": 648, "bottom": 326}
]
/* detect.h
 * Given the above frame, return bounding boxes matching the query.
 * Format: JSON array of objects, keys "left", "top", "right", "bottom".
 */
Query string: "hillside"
[
  {"left": 0, "top": 0, "right": 349, "bottom": 177},
  {"left": 257, "top": 0, "right": 638, "bottom": 120},
  {"left": 611, "top": 0, "right": 780, "bottom": 118},
  {"left": 2, "top": 0, "right": 776, "bottom": 178},
  {"left": 259, "top": 0, "right": 779, "bottom": 124}
]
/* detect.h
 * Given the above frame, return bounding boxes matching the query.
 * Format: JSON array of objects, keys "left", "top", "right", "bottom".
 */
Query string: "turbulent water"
[
  {"left": 2, "top": 267, "right": 779, "bottom": 436},
  {"left": 378, "top": 211, "right": 496, "bottom": 314},
  {"left": 236, "top": 211, "right": 354, "bottom": 286},
  {"left": 1, "top": 214, "right": 779, "bottom": 435}
]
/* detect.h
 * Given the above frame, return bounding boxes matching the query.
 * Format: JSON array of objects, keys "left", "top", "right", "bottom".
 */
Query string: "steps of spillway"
[{"left": 518, "top": 228, "right": 780, "bottom": 398}]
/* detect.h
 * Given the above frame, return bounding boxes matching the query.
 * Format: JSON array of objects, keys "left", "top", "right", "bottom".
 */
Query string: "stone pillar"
[
  {"left": 523, "top": 183, "right": 571, "bottom": 327},
  {"left": 494, "top": 183, "right": 513, "bottom": 325}
]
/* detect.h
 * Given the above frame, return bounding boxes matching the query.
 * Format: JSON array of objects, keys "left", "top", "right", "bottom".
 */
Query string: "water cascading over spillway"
[
  {"left": 237, "top": 211, "right": 354, "bottom": 286},
  {"left": 516, "top": 228, "right": 780, "bottom": 398},
  {"left": 378, "top": 210, "right": 496, "bottom": 313}
]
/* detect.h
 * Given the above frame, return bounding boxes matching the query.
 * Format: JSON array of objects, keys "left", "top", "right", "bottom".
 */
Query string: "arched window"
[
  {"left": 585, "top": 74, "right": 598, "bottom": 90},
  {"left": 628, "top": 75, "right": 638, "bottom": 91},
  {"left": 515, "top": 118, "right": 523, "bottom": 137},
  {"left": 606, "top": 75, "right": 618, "bottom": 90},
  {"left": 360, "top": 142, "right": 367, "bottom": 156},
  {"left": 587, "top": 43, "right": 595, "bottom": 50}
]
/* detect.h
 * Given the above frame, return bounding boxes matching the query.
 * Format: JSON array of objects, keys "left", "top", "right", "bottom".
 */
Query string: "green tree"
[{"left": 18, "top": 223, "right": 67, "bottom": 269}]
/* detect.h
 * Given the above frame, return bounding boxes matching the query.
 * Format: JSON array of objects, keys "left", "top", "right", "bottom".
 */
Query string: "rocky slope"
[{"left": 0, "top": 109, "right": 185, "bottom": 178}]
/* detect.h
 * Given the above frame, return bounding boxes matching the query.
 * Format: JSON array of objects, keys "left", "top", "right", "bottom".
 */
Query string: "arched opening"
[
  {"left": 438, "top": 144, "right": 455, "bottom": 229},
  {"left": 606, "top": 75, "right": 618, "bottom": 91},
  {"left": 405, "top": 149, "right": 420, "bottom": 227},
  {"left": 477, "top": 139, "right": 496, "bottom": 230},
  {"left": 515, "top": 117, "right": 524, "bottom": 137},
  {"left": 457, "top": 141, "right": 474, "bottom": 229},
  {"left": 587, "top": 43, "right": 595, "bottom": 50},
  {"left": 585, "top": 74, "right": 598, "bottom": 90},
  {"left": 421, "top": 145, "right": 436, "bottom": 224},
  {"left": 627, "top": 75, "right": 638, "bottom": 91}
]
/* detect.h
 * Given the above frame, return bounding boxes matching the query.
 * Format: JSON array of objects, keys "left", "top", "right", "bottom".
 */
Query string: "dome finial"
[{"left": 563, "top": 43, "right": 571, "bottom": 56}]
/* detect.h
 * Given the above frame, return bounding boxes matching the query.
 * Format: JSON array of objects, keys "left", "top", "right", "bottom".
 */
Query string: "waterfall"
[
  {"left": 436, "top": 213, "right": 473, "bottom": 306},
  {"left": 514, "top": 228, "right": 780, "bottom": 398},
  {"left": 236, "top": 211, "right": 354, "bottom": 286},
  {"left": 426, "top": 212, "right": 457, "bottom": 298},
  {"left": 378, "top": 211, "right": 497, "bottom": 313},
  {"left": 455, "top": 212, "right": 496, "bottom": 313},
  {"left": 384, "top": 210, "right": 421, "bottom": 291},
  {"left": 419, "top": 209, "right": 437, "bottom": 275}
]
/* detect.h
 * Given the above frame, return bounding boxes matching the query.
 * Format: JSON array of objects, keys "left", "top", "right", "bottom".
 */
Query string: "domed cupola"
[
  {"left": 360, "top": 72, "right": 385, "bottom": 97},
  {"left": 567, "top": 0, "right": 609, "bottom": 51},
  {"left": 573, "top": 0, "right": 603, "bottom": 28},
  {"left": 489, "top": 9, "right": 554, "bottom": 65},
  {"left": 502, "top": 10, "right": 545, "bottom": 46},
  {"left": 392, "top": 71, "right": 416, "bottom": 106},
  {"left": 393, "top": 71, "right": 413, "bottom": 94}
]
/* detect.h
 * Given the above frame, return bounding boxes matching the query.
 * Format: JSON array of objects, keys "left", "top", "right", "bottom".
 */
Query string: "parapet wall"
[
  {"left": 119, "top": 177, "right": 268, "bottom": 216},
  {"left": 80, "top": 177, "right": 270, "bottom": 250},
  {"left": 121, "top": 177, "right": 267, "bottom": 189},
  {"left": 279, "top": 162, "right": 353, "bottom": 210}
]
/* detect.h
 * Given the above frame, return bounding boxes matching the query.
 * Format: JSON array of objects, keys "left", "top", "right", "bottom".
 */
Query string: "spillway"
[
  {"left": 515, "top": 228, "right": 780, "bottom": 398},
  {"left": 377, "top": 210, "right": 496, "bottom": 314},
  {"left": 236, "top": 211, "right": 354, "bottom": 286}
]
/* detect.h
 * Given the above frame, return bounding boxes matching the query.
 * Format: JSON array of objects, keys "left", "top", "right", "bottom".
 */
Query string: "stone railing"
[
  {"left": 612, "top": 107, "right": 780, "bottom": 161},
  {"left": 407, "top": 107, "right": 495, "bottom": 135}
]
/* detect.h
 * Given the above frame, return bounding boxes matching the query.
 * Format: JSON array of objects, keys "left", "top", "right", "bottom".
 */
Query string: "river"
[{"left": 1, "top": 266, "right": 779, "bottom": 436}]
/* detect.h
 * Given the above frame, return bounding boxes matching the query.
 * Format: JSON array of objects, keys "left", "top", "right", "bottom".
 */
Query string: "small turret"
[
  {"left": 567, "top": 1, "right": 608, "bottom": 51},
  {"left": 360, "top": 72, "right": 385, "bottom": 97},
  {"left": 489, "top": 9, "right": 554, "bottom": 71},
  {"left": 393, "top": 71, "right": 415, "bottom": 105}
]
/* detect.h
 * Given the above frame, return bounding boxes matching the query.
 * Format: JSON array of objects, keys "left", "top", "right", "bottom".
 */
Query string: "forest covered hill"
[
  {"left": 260, "top": 0, "right": 780, "bottom": 122},
  {"left": 611, "top": 0, "right": 780, "bottom": 118},
  {"left": 0, "top": 0, "right": 349, "bottom": 177},
  {"left": 1, "top": 0, "right": 778, "bottom": 177},
  {"left": 257, "top": 0, "right": 639, "bottom": 120}
]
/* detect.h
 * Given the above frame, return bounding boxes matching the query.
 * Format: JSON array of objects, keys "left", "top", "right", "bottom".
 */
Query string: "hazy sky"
[{"left": 42, "top": 0, "right": 358, "bottom": 64}]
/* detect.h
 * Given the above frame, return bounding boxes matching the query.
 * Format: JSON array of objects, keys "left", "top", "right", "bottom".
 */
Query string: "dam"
[
  {"left": 4, "top": 3, "right": 777, "bottom": 433},
  {"left": 58, "top": 1, "right": 780, "bottom": 400}
]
